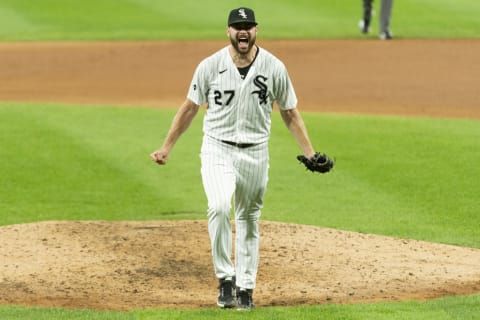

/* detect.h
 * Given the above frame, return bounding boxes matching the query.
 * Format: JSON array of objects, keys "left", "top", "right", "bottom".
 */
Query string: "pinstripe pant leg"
[
  {"left": 233, "top": 143, "right": 269, "bottom": 289},
  {"left": 201, "top": 136, "right": 236, "bottom": 280}
]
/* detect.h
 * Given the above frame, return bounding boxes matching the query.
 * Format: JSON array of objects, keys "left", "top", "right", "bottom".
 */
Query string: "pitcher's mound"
[{"left": 1, "top": 220, "right": 479, "bottom": 310}]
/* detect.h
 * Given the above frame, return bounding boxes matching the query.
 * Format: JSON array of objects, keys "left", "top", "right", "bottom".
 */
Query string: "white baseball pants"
[{"left": 200, "top": 135, "right": 269, "bottom": 289}]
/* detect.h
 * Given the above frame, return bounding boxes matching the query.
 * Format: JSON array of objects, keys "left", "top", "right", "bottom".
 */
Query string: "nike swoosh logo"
[{"left": 219, "top": 69, "right": 227, "bottom": 74}]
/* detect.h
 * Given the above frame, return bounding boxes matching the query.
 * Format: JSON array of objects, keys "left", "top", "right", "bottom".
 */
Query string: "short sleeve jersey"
[{"left": 187, "top": 46, "right": 297, "bottom": 144}]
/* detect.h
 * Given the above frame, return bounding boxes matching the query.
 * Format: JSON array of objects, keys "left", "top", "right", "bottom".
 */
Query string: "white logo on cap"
[{"left": 238, "top": 9, "right": 247, "bottom": 19}]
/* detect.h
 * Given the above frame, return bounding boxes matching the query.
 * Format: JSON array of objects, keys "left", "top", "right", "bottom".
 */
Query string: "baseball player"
[
  {"left": 151, "top": 7, "right": 325, "bottom": 310},
  {"left": 359, "top": 0, "right": 394, "bottom": 40}
]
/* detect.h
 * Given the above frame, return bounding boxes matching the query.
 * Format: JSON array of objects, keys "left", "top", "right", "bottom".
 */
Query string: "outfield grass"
[
  {"left": 2, "top": 103, "right": 479, "bottom": 248},
  {"left": 0, "top": 0, "right": 479, "bottom": 40},
  {"left": 2, "top": 294, "right": 480, "bottom": 319}
]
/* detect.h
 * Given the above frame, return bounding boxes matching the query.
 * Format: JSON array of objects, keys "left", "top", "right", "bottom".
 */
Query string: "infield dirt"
[
  {"left": 0, "top": 40, "right": 479, "bottom": 310},
  {"left": 1, "top": 40, "right": 479, "bottom": 118}
]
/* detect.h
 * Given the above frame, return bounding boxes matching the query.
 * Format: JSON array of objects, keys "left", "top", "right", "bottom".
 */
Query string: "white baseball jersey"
[
  {"left": 187, "top": 46, "right": 297, "bottom": 144},
  {"left": 191, "top": 45, "right": 298, "bottom": 290}
]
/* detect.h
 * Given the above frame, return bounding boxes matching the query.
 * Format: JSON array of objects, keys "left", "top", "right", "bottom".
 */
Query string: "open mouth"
[{"left": 237, "top": 35, "right": 249, "bottom": 50}]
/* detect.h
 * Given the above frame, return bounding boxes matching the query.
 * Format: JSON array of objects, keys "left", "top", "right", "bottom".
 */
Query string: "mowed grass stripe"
[
  {"left": 1, "top": 293, "right": 480, "bottom": 319},
  {"left": 1, "top": 0, "right": 480, "bottom": 40},
  {"left": 0, "top": 103, "right": 205, "bottom": 224},
  {"left": 1, "top": 103, "right": 479, "bottom": 249},
  {"left": 267, "top": 113, "right": 480, "bottom": 247}
]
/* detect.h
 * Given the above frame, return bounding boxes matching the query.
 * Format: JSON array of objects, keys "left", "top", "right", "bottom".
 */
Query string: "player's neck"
[{"left": 229, "top": 45, "right": 258, "bottom": 68}]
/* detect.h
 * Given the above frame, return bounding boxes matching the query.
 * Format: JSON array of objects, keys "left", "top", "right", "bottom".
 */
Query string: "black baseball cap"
[{"left": 228, "top": 7, "right": 257, "bottom": 26}]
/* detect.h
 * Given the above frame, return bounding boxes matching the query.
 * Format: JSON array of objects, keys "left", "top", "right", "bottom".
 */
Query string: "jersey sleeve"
[
  {"left": 273, "top": 62, "right": 298, "bottom": 110},
  {"left": 187, "top": 60, "right": 209, "bottom": 106}
]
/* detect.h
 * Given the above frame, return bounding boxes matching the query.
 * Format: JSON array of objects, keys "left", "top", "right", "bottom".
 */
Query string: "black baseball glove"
[{"left": 297, "top": 152, "right": 334, "bottom": 174}]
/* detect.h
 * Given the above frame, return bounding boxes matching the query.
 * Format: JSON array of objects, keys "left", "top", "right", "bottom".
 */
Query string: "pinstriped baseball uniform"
[{"left": 187, "top": 45, "right": 297, "bottom": 289}]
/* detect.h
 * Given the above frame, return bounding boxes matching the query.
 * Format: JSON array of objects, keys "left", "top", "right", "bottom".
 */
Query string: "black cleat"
[
  {"left": 236, "top": 288, "right": 254, "bottom": 310},
  {"left": 217, "top": 277, "right": 236, "bottom": 308}
]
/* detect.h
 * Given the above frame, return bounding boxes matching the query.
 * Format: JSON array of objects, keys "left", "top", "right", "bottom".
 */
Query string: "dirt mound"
[{"left": 1, "top": 220, "right": 479, "bottom": 310}]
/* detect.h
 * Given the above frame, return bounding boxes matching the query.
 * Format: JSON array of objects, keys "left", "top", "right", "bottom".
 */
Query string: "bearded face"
[{"left": 228, "top": 23, "right": 257, "bottom": 55}]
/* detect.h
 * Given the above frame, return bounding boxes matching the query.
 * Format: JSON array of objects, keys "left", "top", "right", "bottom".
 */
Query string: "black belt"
[{"left": 221, "top": 140, "right": 257, "bottom": 148}]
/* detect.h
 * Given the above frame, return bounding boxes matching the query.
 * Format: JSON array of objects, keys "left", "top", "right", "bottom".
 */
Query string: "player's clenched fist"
[{"left": 150, "top": 149, "right": 169, "bottom": 165}]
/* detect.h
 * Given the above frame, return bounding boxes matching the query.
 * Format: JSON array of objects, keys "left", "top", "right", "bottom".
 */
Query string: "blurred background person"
[{"left": 359, "top": 0, "right": 394, "bottom": 40}]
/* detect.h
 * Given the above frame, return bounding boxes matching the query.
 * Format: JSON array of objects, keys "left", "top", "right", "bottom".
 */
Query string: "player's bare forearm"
[
  {"left": 150, "top": 99, "right": 199, "bottom": 164},
  {"left": 280, "top": 108, "right": 315, "bottom": 158},
  {"left": 162, "top": 99, "right": 199, "bottom": 150}
]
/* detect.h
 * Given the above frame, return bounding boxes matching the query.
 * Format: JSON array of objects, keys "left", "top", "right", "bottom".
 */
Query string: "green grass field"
[
  {"left": 1, "top": 0, "right": 480, "bottom": 319},
  {"left": 0, "top": 0, "right": 479, "bottom": 40},
  {"left": 2, "top": 104, "right": 479, "bottom": 249},
  {"left": 2, "top": 294, "right": 480, "bottom": 320}
]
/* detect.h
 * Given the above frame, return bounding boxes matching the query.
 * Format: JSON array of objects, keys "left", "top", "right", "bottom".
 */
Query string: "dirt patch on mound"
[{"left": 1, "top": 220, "right": 479, "bottom": 310}]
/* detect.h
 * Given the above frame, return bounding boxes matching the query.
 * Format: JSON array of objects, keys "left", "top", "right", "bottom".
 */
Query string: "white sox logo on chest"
[{"left": 252, "top": 75, "right": 268, "bottom": 104}]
